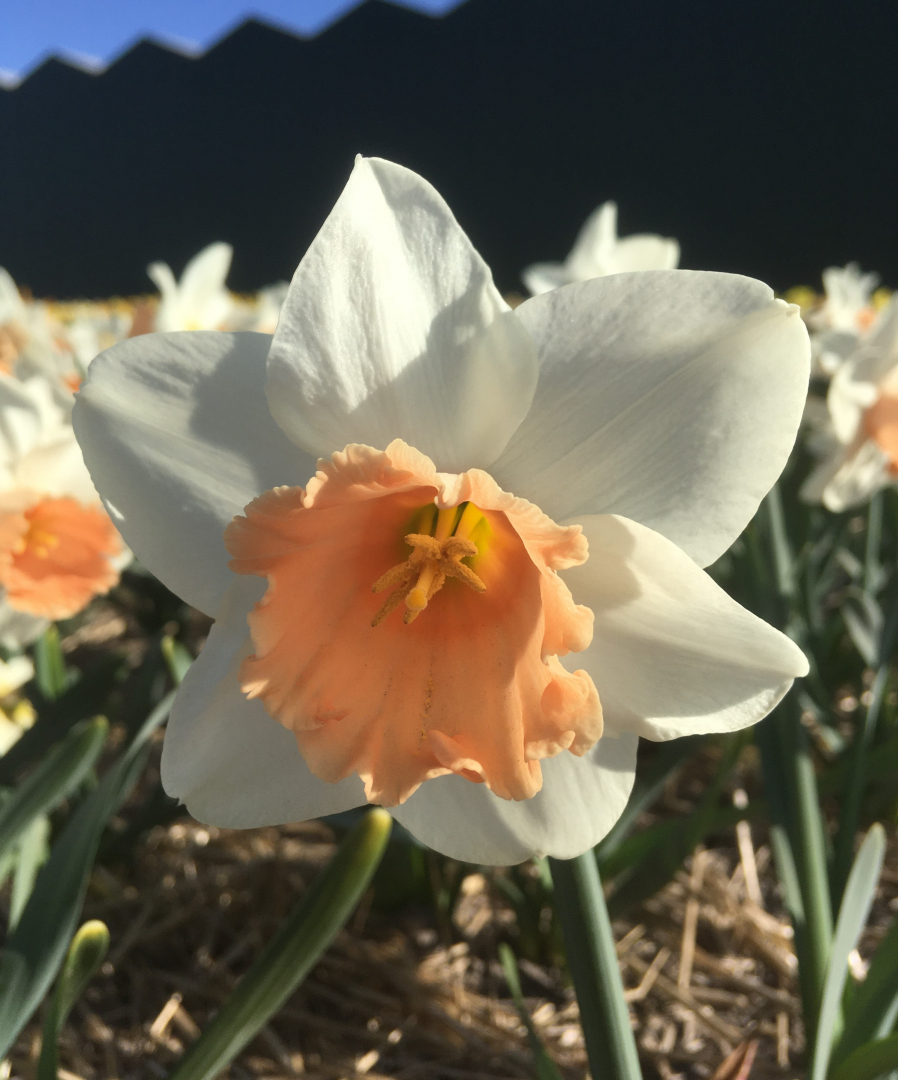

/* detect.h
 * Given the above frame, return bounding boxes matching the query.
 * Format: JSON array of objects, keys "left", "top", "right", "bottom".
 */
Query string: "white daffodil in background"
[
  {"left": 522, "top": 200, "right": 679, "bottom": 297},
  {"left": 0, "top": 373, "right": 125, "bottom": 645},
  {"left": 148, "top": 242, "right": 237, "bottom": 333},
  {"left": 802, "top": 296, "right": 898, "bottom": 510},
  {"left": 0, "top": 654, "right": 36, "bottom": 754},
  {"left": 74, "top": 156, "right": 809, "bottom": 865},
  {"left": 807, "top": 262, "right": 884, "bottom": 378},
  {"left": 0, "top": 267, "right": 73, "bottom": 385},
  {"left": 248, "top": 282, "right": 289, "bottom": 334}
]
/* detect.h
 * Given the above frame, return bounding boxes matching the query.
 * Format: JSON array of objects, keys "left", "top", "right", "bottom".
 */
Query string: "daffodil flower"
[
  {"left": 74, "top": 157, "right": 809, "bottom": 864},
  {"left": 0, "top": 267, "right": 72, "bottom": 386},
  {"left": 148, "top": 242, "right": 236, "bottom": 333},
  {"left": 0, "top": 656, "right": 36, "bottom": 754},
  {"left": 806, "top": 263, "right": 885, "bottom": 379},
  {"left": 0, "top": 373, "right": 124, "bottom": 638},
  {"left": 802, "top": 296, "right": 898, "bottom": 510},
  {"left": 522, "top": 200, "right": 679, "bottom": 297}
]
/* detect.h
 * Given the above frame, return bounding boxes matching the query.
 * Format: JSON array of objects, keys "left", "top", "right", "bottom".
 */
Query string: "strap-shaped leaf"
[
  {"left": 834, "top": 912, "right": 898, "bottom": 1067},
  {"left": 810, "top": 823, "right": 886, "bottom": 1080},
  {"left": 8, "top": 814, "right": 50, "bottom": 929},
  {"left": 0, "top": 716, "right": 107, "bottom": 864},
  {"left": 499, "top": 944, "right": 564, "bottom": 1080},
  {"left": 0, "top": 691, "right": 173, "bottom": 1055},
  {"left": 830, "top": 1033, "right": 898, "bottom": 1080},
  {"left": 168, "top": 808, "right": 391, "bottom": 1080}
]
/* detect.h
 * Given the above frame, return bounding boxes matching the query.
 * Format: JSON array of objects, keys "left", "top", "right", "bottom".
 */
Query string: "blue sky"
[{"left": 0, "top": 0, "right": 462, "bottom": 84}]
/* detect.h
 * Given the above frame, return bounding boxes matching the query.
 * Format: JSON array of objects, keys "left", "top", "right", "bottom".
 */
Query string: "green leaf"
[
  {"left": 498, "top": 944, "right": 564, "bottom": 1080},
  {"left": 0, "top": 655, "right": 121, "bottom": 783},
  {"left": 830, "top": 1033, "right": 898, "bottom": 1080},
  {"left": 37, "top": 920, "right": 110, "bottom": 1080},
  {"left": 0, "top": 691, "right": 173, "bottom": 1055},
  {"left": 606, "top": 732, "right": 747, "bottom": 917},
  {"left": 9, "top": 814, "right": 50, "bottom": 929},
  {"left": 600, "top": 801, "right": 761, "bottom": 886},
  {"left": 835, "top": 913, "right": 898, "bottom": 1067},
  {"left": 161, "top": 635, "right": 193, "bottom": 685},
  {"left": 33, "top": 626, "right": 70, "bottom": 701},
  {"left": 0, "top": 716, "right": 108, "bottom": 864},
  {"left": 168, "top": 808, "right": 391, "bottom": 1080},
  {"left": 0, "top": 953, "right": 27, "bottom": 1033},
  {"left": 811, "top": 823, "right": 886, "bottom": 1080},
  {"left": 832, "top": 665, "right": 889, "bottom": 912},
  {"left": 595, "top": 735, "right": 702, "bottom": 862}
]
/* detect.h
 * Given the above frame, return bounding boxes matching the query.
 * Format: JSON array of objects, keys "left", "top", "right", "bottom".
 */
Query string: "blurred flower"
[
  {"left": 0, "top": 654, "right": 34, "bottom": 698},
  {"left": 75, "top": 157, "right": 809, "bottom": 864},
  {"left": 249, "top": 282, "right": 288, "bottom": 334},
  {"left": 0, "top": 374, "right": 124, "bottom": 628},
  {"left": 802, "top": 296, "right": 898, "bottom": 510},
  {"left": 0, "top": 267, "right": 73, "bottom": 386},
  {"left": 148, "top": 242, "right": 236, "bottom": 333},
  {"left": 522, "top": 200, "right": 679, "bottom": 296},
  {"left": 0, "top": 696, "right": 36, "bottom": 755},
  {"left": 807, "top": 263, "right": 884, "bottom": 378},
  {"left": 812, "top": 263, "right": 879, "bottom": 335},
  {"left": 0, "top": 656, "right": 36, "bottom": 754}
]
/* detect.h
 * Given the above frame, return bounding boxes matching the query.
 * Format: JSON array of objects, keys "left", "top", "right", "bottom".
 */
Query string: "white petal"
[
  {"left": 147, "top": 261, "right": 178, "bottom": 305},
  {"left": 816, "top": 440, "right": 891, "bottom": 512},
  {"left": 565, "top": 201, "right": 617, "bottom": 280},
  {"left": 493, "top": 271, "right": 810, "bottom": 567},
  {"left": 610, "top": 235, "right": 680, "bottom": 273},
  {"left": 162, "top": 577, "right": 366, "bottom": 826},
  {"left": 14, "top": 432, "right": 98, "bottom": 503},
  {"left": 266, "top": 156, "right": 538, "bottom": 472},
  {"left": 180, "top": 243, "right": 232, "bottom": 303},
  {"left": 0, "top": 374, "right": 66, "bottom": 469},
  {"left": 0, "top": 600, "right": 47, "bottom": 650},
  {"left": 0, "top": 267, "right": 26, "bottom": 323},
  {"left": 0, "top": 655, "right": 34, "bottom": 697},
  {"left": 562, "top": 515, "right": 808, "bottom": 742},
  {"left": 392, "top": 731, "right": 638, "bottom": 865},
  {"left": 828, "top": 365, "right": 876, "bottom": 444},
  {"left": 860, "top": 297, "right": 898, "bottom": 381},
  {"left": 73, "top": 331, "right": 312, "bottom": 616},
  {"left": 179, "top": 242, "right": 234, "bottom": 331},
  {"left": 521, "top": 262, "right": 570, "bottom": 296}
]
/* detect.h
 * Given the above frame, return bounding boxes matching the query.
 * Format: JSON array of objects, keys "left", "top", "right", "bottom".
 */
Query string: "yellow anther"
[
  {"left": 406, "top": 588, "right": 428, "bottom": 611},
  {"left": 13, "top": 525, "right": 59, "bottom": 560},
  {"left": 371, "top": 506, "right": 487, "bottom": 627}
]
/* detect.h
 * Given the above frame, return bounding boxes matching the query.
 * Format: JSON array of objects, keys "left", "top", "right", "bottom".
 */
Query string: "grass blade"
[
  {"left": 810, "top": 823, "right": 886, "bottom": 1080},
  {"left": 830, "top": 1033, "right": 898, "bottom": 1080},
  {"left": 0, "top": 657, "right": 120, "bottom": 784},
  {"left": 0, "top": 716, "right": 108, "bottom": 863},
  {"left": 498, "top": 944, "right": 564, "bottom": 1080},
  {"left": 834, "top": 912, "right": 898, "bottom": 1066},
  {"left": 168, "top": 808, "right": 391, "bottom": 1080},
  {"left": 607, "top": 732, "right": 746, "bottom": 917},
  {"left": 595, "top": 735, "right": 702, "bottom": 862},
  {"left": 0, "top": 692, "right": 172, "bottom": 1054},
  {"left": 832, "top": 665, "right": 889, "bottom": 912},
  {"left": 8, "top": 814, "right": 50, "bottom": 929}
]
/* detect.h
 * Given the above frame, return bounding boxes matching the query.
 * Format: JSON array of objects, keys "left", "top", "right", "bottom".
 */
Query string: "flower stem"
[{"left": 549, "top": 853, "right": 642, "bottom": 1080}]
